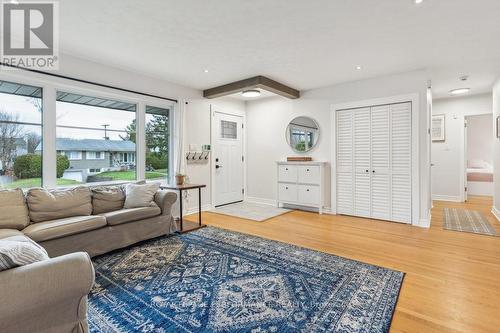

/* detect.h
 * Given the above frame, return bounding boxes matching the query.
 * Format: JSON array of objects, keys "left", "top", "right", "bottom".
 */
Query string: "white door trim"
[
  {"left": 331, "top": 93, "right": 420, "bottom": 226},
  {"left": 210, "top": 105, "right": 246, "bottom": 209}
]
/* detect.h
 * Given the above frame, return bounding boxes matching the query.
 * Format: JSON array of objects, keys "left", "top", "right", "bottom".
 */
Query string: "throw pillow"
[
  {"left": 0, "top": 235, "right": 49, "bottom": 272},
  {"left": 92, "top": 186, "right": 125, "bottom": 214},
  {"left": 27, "top": 186, "right": 92, "bottom": 223},
  {"left": 124, "top": 183, "right": 160, "bottom": 209},
  {"left": 0, "top": 189, "right": 30, "bottom": 230}
]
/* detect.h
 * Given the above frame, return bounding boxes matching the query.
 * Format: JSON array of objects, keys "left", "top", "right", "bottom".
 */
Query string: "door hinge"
[
  {"left": 242, "top": 155, "right": 244, "bottom": 162},
  {"left": 242, "top": 123, "right": 244, "bottom": 129},
  {"left": 242, "top": 188, "right": 245, "bottom": 194},
  {"left": 465, "top": 187, "right": 468, "bottom": 192}
]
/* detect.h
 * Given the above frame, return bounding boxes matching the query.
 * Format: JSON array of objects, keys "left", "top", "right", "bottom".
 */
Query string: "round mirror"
[{"left": 286, "top": 116, "right": 320, "bottom": 153}]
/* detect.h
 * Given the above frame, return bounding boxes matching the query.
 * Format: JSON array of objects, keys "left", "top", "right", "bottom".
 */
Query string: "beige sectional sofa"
[{"left": 0, "top": 185, "right": 178, "bottom": 333}]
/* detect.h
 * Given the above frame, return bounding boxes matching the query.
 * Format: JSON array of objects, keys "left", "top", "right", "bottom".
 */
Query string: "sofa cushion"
[
  {"left": 100, "top": 206, "right": 161, "bottom": 226},
  {"left": 124, "top": 183, "right": 160, "bottom": 209},
  {"left": 0, "top": 235, "right": 49, "bottom": 271},
  {"left": 0, "top": 229, "right": 23, "bottom": 240},
  {"left": 0, "top": 189, "right": 30, "bottom": 230},
  {"left": 22, "top": 215, "right": 107, "bottom": 242},
  {"left": 27, "top": 187, "right": 92, "bottom": 223},
  {"left": 92, "top": 186, "right": 125, "bottom": 214}
]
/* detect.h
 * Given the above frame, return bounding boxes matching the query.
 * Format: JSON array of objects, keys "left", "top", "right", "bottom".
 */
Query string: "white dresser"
[{"left": 277, "top": 161, "right": 327, "bottom": 214}]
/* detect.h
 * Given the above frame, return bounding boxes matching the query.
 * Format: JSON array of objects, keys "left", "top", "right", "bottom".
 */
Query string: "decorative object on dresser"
[
  {"left": 277, "top": 161, "right": 327, "bottom": 214},
  {"left": 287, "top": 156, "right": 313, "bottom": 162}
]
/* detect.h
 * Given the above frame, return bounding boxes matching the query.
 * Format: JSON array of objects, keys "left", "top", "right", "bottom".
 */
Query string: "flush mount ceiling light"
[
  {"left": 413, "top": 0, "right": 424, "bottom": 4},
  {"left": 203, "top": 69, "right": 209, "bottom": 73},
  {"left": 355, "top": 65, "right": 362, "bottom": 70},
  {"left": 450, "top": 88, "right": 470, "bottom": 96},
  {"left": 241, "top": 89, "right": 261, "bottom": 98}
]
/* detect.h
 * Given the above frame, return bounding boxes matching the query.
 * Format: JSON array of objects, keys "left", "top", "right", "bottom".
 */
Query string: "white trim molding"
[
  {"left": 492, "top": 206, "right": 500, "bottom": 222},
  {"left": 330, "top": 93, "right": 421, "bottom": 226},
  {"left": 245, "top": 196, "right": 277, "bottom": 206},
  {"left": 432, "top": 195, "right": 463, "bottom": 202},
  {"left": 186, "top": 204, "right": 213, "bottom": 216}
]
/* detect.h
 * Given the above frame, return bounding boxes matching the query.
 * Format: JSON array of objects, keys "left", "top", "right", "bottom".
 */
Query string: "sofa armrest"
[
  {"left": 155, "top": 190, "right": 178, "bottom": 216},
  {"left": 0, "top": 252, "right": 95, "bottom": 332}
]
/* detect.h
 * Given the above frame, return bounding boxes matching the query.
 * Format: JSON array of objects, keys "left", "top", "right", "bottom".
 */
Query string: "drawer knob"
[
  {"left": 307, "top": 168, "right": 310, "bottom": 171},
  {"left": 285, "top": 187, "right": 288, "bottom": 190},
  {"left": 306, "top": 189, "right": 310, "bottom": 192},
  {"left": 285, "top": 168, "right": 288, "bottom": 170}
]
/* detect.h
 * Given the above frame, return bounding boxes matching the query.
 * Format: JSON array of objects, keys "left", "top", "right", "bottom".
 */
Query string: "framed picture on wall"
[{"left": 432, "top": 114, "right": 446, "bottom": 142}]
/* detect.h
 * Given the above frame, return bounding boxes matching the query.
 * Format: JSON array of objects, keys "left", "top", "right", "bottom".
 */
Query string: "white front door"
[{"left": 213, "top": 111, "right": 244, "bottom": 206}]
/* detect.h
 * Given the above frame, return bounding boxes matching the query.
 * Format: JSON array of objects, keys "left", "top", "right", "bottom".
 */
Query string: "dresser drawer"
[
  {"left": 298, "top": 165, "right": 320, "bottom": 184},
  {"left": 278, "top": 165, "right": 298, "bottom": 183},
  {"left": 298, "top": 184, "right": 320, "bottom": 205},
  {"left": 278, "top": 183, "right": 298, "bottom": 202}
]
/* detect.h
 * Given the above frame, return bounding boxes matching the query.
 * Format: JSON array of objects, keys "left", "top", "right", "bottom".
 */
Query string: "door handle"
[
  {"left": 216, "top": 165, "right": 222, "bottom": 169},
  {"left": 372, "top": 170, "right": 375, "bottom": 173},
  {"left": 365, "top": 169, "right": 369, "bottom": 173}
]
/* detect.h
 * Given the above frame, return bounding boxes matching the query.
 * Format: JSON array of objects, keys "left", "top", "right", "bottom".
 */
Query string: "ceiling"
[{"left": 59, "top": 0, "right": 500, "bottom": 98}]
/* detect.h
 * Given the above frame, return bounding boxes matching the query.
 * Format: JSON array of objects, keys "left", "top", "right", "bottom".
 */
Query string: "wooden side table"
[{"left": 160, "top": 184, "right": 207, "bottom": 233}]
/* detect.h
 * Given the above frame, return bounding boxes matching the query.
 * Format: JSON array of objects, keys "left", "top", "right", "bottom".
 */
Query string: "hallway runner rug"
[
  {"left": 443, "top": 208, "right": 497, "bottom": 236},
  {"left": 88, "top": 227, "right": 404, "bottom": 333}
]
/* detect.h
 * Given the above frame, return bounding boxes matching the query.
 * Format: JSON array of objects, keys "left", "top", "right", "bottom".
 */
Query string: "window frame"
[
  {"left": 0, "top": 71, "right": 175, "bottom": 188},
  {"left": 86, "top": 151, "right": 105, "bottom": 160},
  {"left": 0, "top": 82, "right": 44, "bottom": 188}
]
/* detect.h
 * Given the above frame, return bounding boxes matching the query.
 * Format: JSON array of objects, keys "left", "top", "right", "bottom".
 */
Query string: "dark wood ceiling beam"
[{"left": 203, "top": 75, "right": 300, "bottom": 99}]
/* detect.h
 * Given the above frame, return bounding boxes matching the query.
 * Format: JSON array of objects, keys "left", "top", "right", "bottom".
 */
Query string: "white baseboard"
[
  {"left": 432, "top": 194, "right": 462, "bottom": 202},
  {"left": 492, "top": 206, "right": 500, "bottom": 222},
  {"left": 245, "top": 196, "right": 335, "bottom": 215},
  {"left": 415, "top": 210, "right": 431, "bottom": 228},
  {"left": 185, "top": 204, "right": 213, "bottom": 216},
  {"left": 245, "top": 196, "right": 277, "bottom": 206}
]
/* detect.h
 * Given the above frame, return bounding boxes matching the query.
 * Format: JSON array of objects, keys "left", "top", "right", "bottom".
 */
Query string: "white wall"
[
  {"left": 493, "top": 80, "right": 500, "bottom": 220},
  {"left": 467, "top": 114, "right": 493, "bottom": 165},
  {"left": 183, "top": 98, "right": 246, "bottom": 212},
  {"left": 246, "top": 70, "right": 431, "bottom": 226},
  {"left": 431, "top": 93, "right": 492, "bottom": 201}
]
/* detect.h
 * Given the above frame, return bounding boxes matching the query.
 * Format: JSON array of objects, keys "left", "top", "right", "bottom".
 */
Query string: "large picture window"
[
  {"left": 0, "top": 77, "right": 174, "bottom": 189},
  {"left": 145, "top": 105, "right": 170, "bottom": 182},
  {"left": 56, "top": 92, "right": 137, "bottom": 185},
  {"left": 0, "top": 80, "right": 43, "bottom": 189}
]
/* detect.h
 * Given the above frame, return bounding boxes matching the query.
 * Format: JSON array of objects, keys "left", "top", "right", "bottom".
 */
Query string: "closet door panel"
[
  {"left": 336, "top": 110, "right": 354, "bottom": 214},
  {"left": 353, "top": 108, "right": 371, "bottom": 217},
  {"left": 391, "top": 102, "right": 412, "bottom": 223},
  {"left": 370, "top": 105, "right": 390, "bottom": 220}
]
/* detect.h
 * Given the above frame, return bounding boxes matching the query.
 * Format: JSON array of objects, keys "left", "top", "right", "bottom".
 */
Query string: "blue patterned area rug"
[{"left": 88, "top": 227, "right": 404, "bottom": 333}]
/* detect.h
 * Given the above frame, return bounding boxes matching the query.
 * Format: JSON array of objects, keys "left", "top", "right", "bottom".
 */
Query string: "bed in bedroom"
[{"left": 467, "top": 160, "right": 493, "bottom": 196}]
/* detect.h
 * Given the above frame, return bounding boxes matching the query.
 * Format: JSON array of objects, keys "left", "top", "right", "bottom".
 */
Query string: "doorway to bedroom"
[{"left": 464, "top": 114, "right": 494, "bottom": 199}]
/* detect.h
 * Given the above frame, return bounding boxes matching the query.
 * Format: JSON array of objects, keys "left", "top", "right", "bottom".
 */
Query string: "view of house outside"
[{"left": 0, "top": 82, "right": 170, "bottom": 189}]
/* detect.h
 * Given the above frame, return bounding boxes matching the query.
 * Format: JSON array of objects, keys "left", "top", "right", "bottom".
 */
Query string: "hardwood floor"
[{"left": 186, "top": 196, "right": 500, "bottom": 333}]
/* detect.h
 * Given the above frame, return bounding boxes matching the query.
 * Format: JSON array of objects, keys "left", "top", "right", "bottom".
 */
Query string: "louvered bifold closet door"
[
  {"left": 336, "top": 110, "right": 354, "bottom": 214},
  {"left": 370, "top": 105, "right": 391, "bottom": 220},
  {"left": 353, "top": 108, "right": 371, "bottom": 217},
  {"left": 391, "top": 102, "right": 412, "bottom": 223}
]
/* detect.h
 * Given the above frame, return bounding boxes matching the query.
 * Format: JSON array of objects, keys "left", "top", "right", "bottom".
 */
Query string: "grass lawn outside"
[
  {"left": 96, "top": 169, "right": 168, "bottom": 181},
  {"left": 0, "top": 178, "right": 81, "bottom": 189},
  {"left": 0, "top": 169, "right": 169, "bottom": 189}
]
